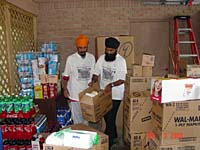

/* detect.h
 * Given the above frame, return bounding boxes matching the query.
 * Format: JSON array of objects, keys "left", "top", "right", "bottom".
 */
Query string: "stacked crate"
[
  {"left": 123, "top": 54, "right": 155, "bottom": 150},
  {"left": 149, "top": 76, "right": 200, "bottom": 149},
  {"left": 149, "top": 100, "right": 200, "bottom": 149},
  {"left": 123, "top": 91, "right": 152, "bottom": 150}
]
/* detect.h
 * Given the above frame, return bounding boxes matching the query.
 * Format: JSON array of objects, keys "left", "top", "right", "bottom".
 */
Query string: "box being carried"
[
  {"left": 79, "top": 86, "right": 112, "bottom": 122},
  {"left": 150, "top": 78, "right": 200, "bottom": 103}
]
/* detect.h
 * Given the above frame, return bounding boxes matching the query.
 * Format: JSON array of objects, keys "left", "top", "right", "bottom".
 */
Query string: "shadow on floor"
[{"left": 111, "top": 137, "right": 130, "bottom": 150}]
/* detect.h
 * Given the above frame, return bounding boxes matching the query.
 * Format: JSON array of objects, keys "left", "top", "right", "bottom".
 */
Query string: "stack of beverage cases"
[{"left": 0, "top": 95, "right": 36, "bottom": 150}]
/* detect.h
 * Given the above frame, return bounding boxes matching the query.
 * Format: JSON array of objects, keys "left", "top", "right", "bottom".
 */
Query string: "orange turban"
[{"left": 75, "top": 34, "right": 89, "bottom": 47}]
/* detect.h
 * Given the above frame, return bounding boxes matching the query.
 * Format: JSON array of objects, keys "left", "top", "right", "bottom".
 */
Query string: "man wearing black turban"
[
  {"left": 89, "top": 37, "right": 127, "bottom": 149},
  {"left": 104, "top": 37, "right": 120, "bottom": 62}
]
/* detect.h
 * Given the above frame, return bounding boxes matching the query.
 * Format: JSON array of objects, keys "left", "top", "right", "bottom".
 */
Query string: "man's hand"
[
  {"left": 89, "top": 75, "right": 98, "bottom": 87},
  {"left": 88, "top": 81, "right": 93, "bottom": 87},
  {"left": 104, "top": 83, "right": 112, "bottom": 93},
  {"left": 64, "top": 88, "right": 70, "bottom": 98}
]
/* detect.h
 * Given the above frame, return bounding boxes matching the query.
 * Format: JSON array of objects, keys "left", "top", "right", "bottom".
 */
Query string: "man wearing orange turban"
[{"left": 62, "top": 34, "right": 95, "bottom": 125}]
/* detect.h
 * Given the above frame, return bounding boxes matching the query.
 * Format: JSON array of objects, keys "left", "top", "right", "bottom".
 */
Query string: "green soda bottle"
[
  {"left": 6, "top": 95, "right": 13, "bottom": 113},
  {"left": 14, "top": 95, "right": 22, "bottom": 113},
  {"left": 0, "top": 96, "right": 3, "bottom": 113},
  {"left": 22, "top": 97, "right": 30, "bottom": 113}
]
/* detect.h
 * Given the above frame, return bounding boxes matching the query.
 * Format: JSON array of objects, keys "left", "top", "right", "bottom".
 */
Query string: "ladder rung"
[
  {"left": 179, "top": 41, "right": 195, "bottom": 44},
  {"left": 174, "top": 16, "right": 191, "bottom": 20},
  {"left": 180, "top": 54, "right": 198, "bottom": 57},
  {"left": 178, "top": 28, "right": 192, "bottom": 33}
]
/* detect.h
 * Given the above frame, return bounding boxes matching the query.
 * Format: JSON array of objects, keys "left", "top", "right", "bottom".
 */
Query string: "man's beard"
[
  {"left": 79, "top": 52, "right": 86, "bottom": 58},
  {"left": 105, "top": 52, "right": 117, "bottom": 62}
]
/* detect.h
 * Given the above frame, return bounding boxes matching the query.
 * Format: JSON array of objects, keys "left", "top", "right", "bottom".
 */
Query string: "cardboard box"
[
  {"left": 142, "top": 66, "right": 153, "bottom": 77},
  {"left": 150, "top": 78, "right": 200, "bottom": 103},
  {"left": 152, "top": 100, "right": 200, "bottom": 145},
  {"left": 48, "top": 75, "right": 58, "bottom": 83},
  {"left": 40, "top": 74, "right": 58, "bottom": 84},
  {"left": 148, "top": 138, "right": 200, "bottom": 150},
  {"left": 132, "top": 65, "right": 142, "bottom": 77},
  {"left": 142, "top": 54, "right": 155, "bottom": 67},
  {"left": 43, "top": 124, "right": 108, "bottom": 150},
  {"left": 123, "top": 91, "right": 152, "bottom": 133},
  {"left": 96, "top": 36, "right": 134, "bottom": 68},
  {"left": 79, "top": 87, "right": 112, "bottom": 122},
  {"left": 125, "top": 75, "right": 152, "bottom": 94},
  {"left": 40, "top": 74, "right": 48, "bottom": 83},
  {"left": 123, "top": 125, "right": 147, "bottom": 150},
  {"left": 166, "top": 74, "right": 179, "bottom": 78},
  {"left": 187, "top": 65, "right": 200, "bottom": 77}
]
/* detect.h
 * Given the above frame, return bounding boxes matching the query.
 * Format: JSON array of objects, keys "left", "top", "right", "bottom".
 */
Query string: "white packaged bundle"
[
  {"left": 45, "top": 129, "right": 71, "bottom": 146},
  {"left": 63, "top": 130, "right": 99, "bottom": 149}
]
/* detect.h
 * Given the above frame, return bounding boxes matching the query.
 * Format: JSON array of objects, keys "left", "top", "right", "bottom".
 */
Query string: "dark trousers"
[{"left": 104, "top": 100, "right": 121, "bottom": 148}]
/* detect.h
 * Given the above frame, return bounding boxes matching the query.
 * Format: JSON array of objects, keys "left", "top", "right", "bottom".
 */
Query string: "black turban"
[{"left": 105, "top": 37, "right": 120, "bottom": 49}]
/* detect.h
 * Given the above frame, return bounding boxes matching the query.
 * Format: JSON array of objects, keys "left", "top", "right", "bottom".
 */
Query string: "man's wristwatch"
[{"left": 111, "top": 82, "right": 115, "bottom": 87}]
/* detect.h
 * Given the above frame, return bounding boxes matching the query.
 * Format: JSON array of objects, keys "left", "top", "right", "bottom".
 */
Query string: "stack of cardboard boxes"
[
  {"left": 123, "top": 91, "right": 152, "bottom": 149},
  {"left": 149, "top": 100, "right": 200, "bottom": 149},
  {"left": 123, "top": 54, "right": 155, "bottom": 150},
  {"left": 149, "top": 77, "right": 200, "bottom": 149}
]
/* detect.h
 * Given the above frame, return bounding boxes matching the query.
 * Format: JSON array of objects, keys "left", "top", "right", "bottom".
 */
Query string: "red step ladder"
[{"left": 173, "top": 16, "right": 200, "bottom": 74}]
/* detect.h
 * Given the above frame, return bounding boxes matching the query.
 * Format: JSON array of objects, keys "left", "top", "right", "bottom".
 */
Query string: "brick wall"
[{"left": 35, "top": 0, "right": 200, "bottom": 73}]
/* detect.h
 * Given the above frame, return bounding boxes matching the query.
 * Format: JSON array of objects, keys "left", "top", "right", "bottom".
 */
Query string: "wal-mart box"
[
  {"left": 43, "top": 123, "right": 108, "bottom": 150},
  {"left": 79, "top": 87, "right": 112, "bottom": 122},
  {"left": 142, "top": 66, "right": 153, "bottom": 77},
  {"left": 148, "top": 138, "right": 200, "bottom": 150},
  {"left": 125, "top": 75, "right": 152, "bottom": 94},
  {"left": 150, "top": 78, "right": 200, "bottom": 103},
  {"left": 142, "top": 54, "right": 155, "bottom": 67},
  {"left": 152, "top": 100, "right": 200, "bottom": 145},
  {"left": 187, "top": 64, "right": 200, "bottom": 78},
  {"left": 123, "top": 91, "right": 152, "bottom": 133},
  {"left": 132, "top": 64, "right": 142, "bottom": 77},
  {"left": 96, "top": 36, "right": 134, "bottom": 69},
  {"left": 123, "top": 124, "right": 147, "bottom": 150}
]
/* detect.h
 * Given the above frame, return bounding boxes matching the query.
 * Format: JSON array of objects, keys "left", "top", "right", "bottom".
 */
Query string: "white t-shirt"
[
  {"left": 62, "top": 52, "right": 95, "bottom": 101},
  {"left": 94, "top": 54, "right": 127, "bottom": 100}
]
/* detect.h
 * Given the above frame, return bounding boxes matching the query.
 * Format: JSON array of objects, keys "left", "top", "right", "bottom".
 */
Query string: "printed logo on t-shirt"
[
  {"left": 102, "top": 67, "right": 116, "bottom": 81},
  {"left": 77, "top": 67, "right": 91, "bottom": 81}
]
